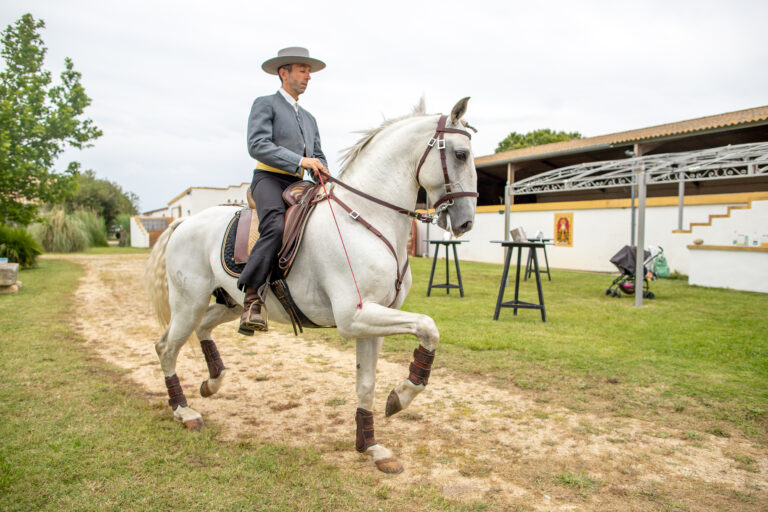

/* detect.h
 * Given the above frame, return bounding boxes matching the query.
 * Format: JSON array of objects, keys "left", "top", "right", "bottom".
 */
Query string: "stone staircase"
[{"left": 672, "top": 202, "right": 751, "bottom": 234}]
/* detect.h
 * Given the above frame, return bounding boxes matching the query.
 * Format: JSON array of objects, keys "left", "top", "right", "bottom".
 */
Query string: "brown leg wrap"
[
  {"left": 165, "top": 374, "right": 188, "bottom": 410},
  {"left": 200, "top": 339, "right": 225, "bottom": 379},
  {"left": 355, "top": 408, "right": 377, "bottom": 453},
  {"left": 408, "top": 345, "right": 436, "bottom": 385}
]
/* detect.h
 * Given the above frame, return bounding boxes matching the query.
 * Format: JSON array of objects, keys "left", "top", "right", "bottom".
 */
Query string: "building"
[
  {"left": 416, "top": 105, "right": 768, "bottom": 291},
  {"left": 135, "top": 107, "right": 768, "bottom": 292},
  {"left": 473, "top": 105, "right": 768, "bottom": 205},
  {"left": 131, "top": 182, "right": 250, "bottom": 247}
]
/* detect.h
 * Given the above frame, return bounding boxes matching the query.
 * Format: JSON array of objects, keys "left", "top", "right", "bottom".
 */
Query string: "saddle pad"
[
  {"left": 221, "top": 211, "right": 246, "bottom": 278},
  {"left": 221, "top": 185, "right": 320, "bottom": 279},
  {"left": 234, "top": 208, "right": 260, "bottom": 264}
]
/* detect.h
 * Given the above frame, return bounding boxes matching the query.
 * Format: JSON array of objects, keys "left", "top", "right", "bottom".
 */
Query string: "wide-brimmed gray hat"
[{"left": 261, "top": 47, "right": 326, "bottom": 75}]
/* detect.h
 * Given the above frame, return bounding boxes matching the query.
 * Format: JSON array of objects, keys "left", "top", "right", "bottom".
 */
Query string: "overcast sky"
[{"left": 2, "top": 0, "right": 767, "bottom": 211}]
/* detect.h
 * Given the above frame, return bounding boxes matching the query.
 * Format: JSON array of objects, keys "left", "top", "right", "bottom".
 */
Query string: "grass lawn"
[
  {"left": 0, "top": 259, "right": 472, "bottom": 512},
  {"left": 308, "top": 256, "right": 768, "bottom": 442},
  {"left": 86, "top": 245, "right": 151, "bottom": 255},
  {"left": 2, "top": 253, "right": 765, "bottom": 510}
]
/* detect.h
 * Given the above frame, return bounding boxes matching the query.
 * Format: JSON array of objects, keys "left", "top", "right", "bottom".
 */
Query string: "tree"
[
  {"left": 495, "top": 128, "right": 582, "bottom": 153},
  {"left": 63, "top": 170, "right": 138, "bottom": 229},
  {"left": 0, "top": 14, "right": 101, "bottom": 225}
]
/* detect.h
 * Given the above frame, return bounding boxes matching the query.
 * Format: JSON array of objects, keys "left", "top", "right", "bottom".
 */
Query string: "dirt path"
[{"left": 62, "top": 254, "right": 767, "bottom": 510}]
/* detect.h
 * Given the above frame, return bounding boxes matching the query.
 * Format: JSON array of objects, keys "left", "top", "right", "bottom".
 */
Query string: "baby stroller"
[{"left": 605, "top": 245, "right": 663, "bottom": 299}]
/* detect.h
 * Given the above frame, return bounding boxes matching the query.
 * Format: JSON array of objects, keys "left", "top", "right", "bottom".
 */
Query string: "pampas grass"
[
  {"left": 71, "top": 209, "right": 108, "bottom": 247},
  {"left": 28, "top": 208, "right": 89, "bottom": 253}
]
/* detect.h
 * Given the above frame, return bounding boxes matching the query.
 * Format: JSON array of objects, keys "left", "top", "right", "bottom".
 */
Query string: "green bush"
[
  {"left": 28, "top": 208, "right": 89, "bottom": 253},
  {"left": 71, "top": 209, "right": 108, "bottom": 247},
  {"left": 0, "top": 224, "right": 42, "bottom": 268},
  {"left": 115, "top": 213, "right": 131, "bottom": 246}
]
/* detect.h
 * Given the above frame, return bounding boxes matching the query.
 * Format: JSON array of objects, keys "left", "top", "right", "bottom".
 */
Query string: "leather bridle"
[
  {"left": 315, "top": 114, "right": 478, "bottom": 306},
  {"left": 415, "top": 114, "right": 478, "bottom": 212},
  {"left": 322, "top": 114, "right": 477, "bottom": 225}
]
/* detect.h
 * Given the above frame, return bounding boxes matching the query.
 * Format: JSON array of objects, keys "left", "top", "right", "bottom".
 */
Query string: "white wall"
[
  {"left": 130, "top": 216, "right": 150, "bottom": 248},
  {"left": 417, "top": 198, "right": 768, "bottom": 276},
  {"left": 145, "top": 208, "right": 170, "bottom": 218},
  {"left": 168, "top": 183, "right": 249, "bottom": 218},
  {"left": 689, "top": 247, "right": 768, "bottom": 293}
]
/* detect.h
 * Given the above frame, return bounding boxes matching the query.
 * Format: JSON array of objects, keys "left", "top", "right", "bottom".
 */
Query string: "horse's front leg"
[
  {"left": 355, "top": 337, "right": 403, "bottom": 474},
  {"left": 338, "top": 302, "right": 439, "bottom": 418}
]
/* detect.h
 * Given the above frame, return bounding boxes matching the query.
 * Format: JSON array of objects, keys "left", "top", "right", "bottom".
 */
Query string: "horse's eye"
[{"left": 455, "top": 151, "right": 467, "bottom": 161}]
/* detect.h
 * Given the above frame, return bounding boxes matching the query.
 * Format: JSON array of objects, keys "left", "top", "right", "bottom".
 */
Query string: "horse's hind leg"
[
  {"left": 195, "top": 302, "right": 242, "bottom": 398},
  {"left": 355, "top": 337, "right": 404, "bottom": 474},
  {"left": 155, "top": 293, "right": 210, "bottom": 431}
]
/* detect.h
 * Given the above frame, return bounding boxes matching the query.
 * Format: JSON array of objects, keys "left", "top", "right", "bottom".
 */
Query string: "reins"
[
  {"left": 315, "top": 171, "right": 364, "bottom": 310},
  {"left": 316, "top": 114, "right": 477, "bottom": 308},
  {"left": 320, "top": 173, "right": 437, "bottom": 224}
]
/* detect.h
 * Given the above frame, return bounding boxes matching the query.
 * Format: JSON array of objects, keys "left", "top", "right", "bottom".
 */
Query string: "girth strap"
[{"left": 269, "top": 278, "right": 325, "bottom": 335}]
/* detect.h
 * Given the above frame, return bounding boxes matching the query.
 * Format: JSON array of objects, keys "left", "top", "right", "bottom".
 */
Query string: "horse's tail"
[{"left": 144, "top": 218, "right": 186, "bottom": 329}]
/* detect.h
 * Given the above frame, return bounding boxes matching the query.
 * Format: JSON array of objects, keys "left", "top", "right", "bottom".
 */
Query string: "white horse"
[{"left": 146, "top": 98, "right": 478, "bottom": 473}]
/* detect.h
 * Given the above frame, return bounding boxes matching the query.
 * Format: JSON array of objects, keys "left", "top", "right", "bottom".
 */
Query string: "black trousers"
[{"left": 237, "top": 170, "right": 301, "bottom": 291}]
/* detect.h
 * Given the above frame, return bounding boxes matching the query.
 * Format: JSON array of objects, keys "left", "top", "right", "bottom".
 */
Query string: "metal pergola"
[{"left": 503, "top": 141, "right": 768, "bottom": 306}]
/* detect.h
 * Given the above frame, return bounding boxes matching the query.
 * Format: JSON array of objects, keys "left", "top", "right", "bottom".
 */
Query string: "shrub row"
[
  {"left": 27, "top": 207, "right": 109, "bottom": 253},
  {"left": 1, "top": 208, "right": 113, "bottom": 269}
]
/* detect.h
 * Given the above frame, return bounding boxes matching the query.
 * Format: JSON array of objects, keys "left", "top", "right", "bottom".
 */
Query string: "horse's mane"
[{"left": 338, "top": 98, "right": 430, "bottom": 176}]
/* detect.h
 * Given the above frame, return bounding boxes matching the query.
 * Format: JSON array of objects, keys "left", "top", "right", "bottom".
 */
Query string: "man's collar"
[{"left": 278, "top": 88, "right": 299, "bottom": 111}]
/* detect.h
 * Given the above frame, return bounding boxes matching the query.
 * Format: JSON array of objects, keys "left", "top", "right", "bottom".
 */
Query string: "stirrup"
[
  {"left": 238, "top": 304, "right": 268, "bottom": 335},
  {"left": 238, "top": 318, "right": 268, "bottom": 335}
]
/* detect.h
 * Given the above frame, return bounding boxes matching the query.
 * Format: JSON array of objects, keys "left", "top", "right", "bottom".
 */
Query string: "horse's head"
[{"left": 417, "top": 97, "right": 478, "bottom": 237}]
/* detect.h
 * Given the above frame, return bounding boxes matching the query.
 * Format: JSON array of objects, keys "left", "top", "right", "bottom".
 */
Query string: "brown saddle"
[
  {"left": 219, "top": 180, "right": 327, "bottom": 335},
  {"left": 231, "top": 180, "right": 323, "bottom": 277}
]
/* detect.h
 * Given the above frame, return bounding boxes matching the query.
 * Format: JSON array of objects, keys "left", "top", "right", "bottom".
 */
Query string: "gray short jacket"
[{"left": 247, "top": 91, "right": 327, "bottom": 176}]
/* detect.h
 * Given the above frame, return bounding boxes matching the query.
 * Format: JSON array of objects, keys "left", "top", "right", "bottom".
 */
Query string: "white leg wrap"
[
  {"left": 173, "top": 405, "right": 202, "bottom": 423},
  {"left": 367, "top": 444, "right": 393, "bottom": 462},
  {"left": 393, "top": 378, "right": 425, "bottom": 411},
  {"left": 204, "top": 369, "right": 226, "bottom": 395}
]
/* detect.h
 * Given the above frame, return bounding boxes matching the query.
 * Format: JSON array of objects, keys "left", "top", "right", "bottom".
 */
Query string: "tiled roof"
[{"left": 476, "top": 105, "right": 768, "bottom": 166}]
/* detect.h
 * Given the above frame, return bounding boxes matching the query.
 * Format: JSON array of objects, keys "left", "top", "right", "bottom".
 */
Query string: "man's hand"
[{"left": 300, "top": 157, "right": 329, "bottom": 176}]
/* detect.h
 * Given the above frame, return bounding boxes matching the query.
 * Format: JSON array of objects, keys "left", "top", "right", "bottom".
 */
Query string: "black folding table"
[
  {"left": 492, "top": 240, "right": 546, "bottom": 322},
  {"left": 524, "top": 237, "right": 552, "bottom": 281},
  {"left": 426, "top": 239, "right": 468, "bottom": 297}
]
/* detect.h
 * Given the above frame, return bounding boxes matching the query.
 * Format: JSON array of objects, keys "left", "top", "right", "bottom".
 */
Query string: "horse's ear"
[
  {"left": 450, "top": 97, "right": 470, "bottom": 123},
  {"left": 413, "top": 96, "right": 427, "bottom": 115}
]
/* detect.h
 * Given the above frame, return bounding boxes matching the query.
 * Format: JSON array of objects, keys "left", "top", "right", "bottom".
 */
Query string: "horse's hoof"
[
  {"left": 200, "top": 380, "right": 213, "bottom": 398},
  {"left": 385, "top": 390, "right": 402, "bottom": 417},
  {"left": 375, "top": 457, "right": 404, "bottom": 474},
  {"left": 184, "top": 417, "right": 204, "bottom": 431}
]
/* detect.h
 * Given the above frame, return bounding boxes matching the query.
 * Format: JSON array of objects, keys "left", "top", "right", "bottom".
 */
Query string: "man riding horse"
[{"left": 237, "top": 47, "right": 330, "bottom": 335}]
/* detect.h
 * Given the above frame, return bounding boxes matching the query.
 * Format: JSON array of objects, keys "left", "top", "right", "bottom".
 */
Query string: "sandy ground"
[{"left": 59, "top": 253, "right": 767, "bottom": 510}]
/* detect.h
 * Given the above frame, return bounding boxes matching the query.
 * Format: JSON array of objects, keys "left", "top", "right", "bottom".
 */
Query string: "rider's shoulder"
[{"left": 250, "top": 92, "right": 281, "bottom": 107}]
